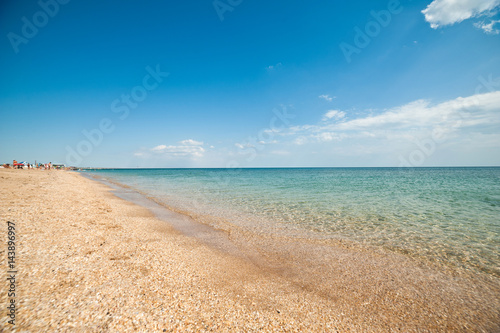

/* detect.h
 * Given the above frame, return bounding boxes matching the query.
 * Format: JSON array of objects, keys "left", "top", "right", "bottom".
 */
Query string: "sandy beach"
[{"left": 1, "top": 168, "right": 499, "bottom": 332}]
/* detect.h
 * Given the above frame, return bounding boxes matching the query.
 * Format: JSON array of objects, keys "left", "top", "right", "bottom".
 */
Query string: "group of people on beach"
[{"left": 4, "top": 160, "right": 53, "bottom": 170}]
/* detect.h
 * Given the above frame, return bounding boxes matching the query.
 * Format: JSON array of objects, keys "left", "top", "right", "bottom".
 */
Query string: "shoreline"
[
  {"left": 1, "top": 168, "right": 499, "bottom": 331},
  {"left": 83, "top": 170, "right": 499, "bottom": 280},
  {"left": 81, "top": 172, "right": 263, "bottom": 262}
]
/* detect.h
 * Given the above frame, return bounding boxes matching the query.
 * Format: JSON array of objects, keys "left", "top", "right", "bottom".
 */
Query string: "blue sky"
[{"left": 1, "top": 0, "right": 499, "bottom": 167}]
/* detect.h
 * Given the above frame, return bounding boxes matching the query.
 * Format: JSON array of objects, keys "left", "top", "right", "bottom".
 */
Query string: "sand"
[{"left": 0, "top": 168, "right": 499, "bottom": 332}]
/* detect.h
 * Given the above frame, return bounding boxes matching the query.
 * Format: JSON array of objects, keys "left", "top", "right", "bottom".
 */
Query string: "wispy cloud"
[
  {"left": 180, "top": 139, "right": 204, "bottom": 146},
  {"left": 137, "top": 139, "right": 206, "bottom": 159},
  {"left": 267, "top": 62, "right": 283, "bottom": 71},
  {"left": 474, "top": 19, "right": 500, "bottom": 34},
  {"left": 151, "top": 144, "right": 205, "bottom": 157},
  {"left": 319, "top": 94, "right": 335, "bottom": 102},
  {"left": 338, "top": 93, "right": 499, "bottom": 131},
  {"left": 322, "top": 110, "right": 346, "bottom": 121},
  {"left": 422, "top": 0, "right": 500, "bottom": 29},
  {"left": 134, "top": 93, "right": 500, "bottom": 166},
  {"left": 279, "top": 91, "right": 500, "bottom": 150}
]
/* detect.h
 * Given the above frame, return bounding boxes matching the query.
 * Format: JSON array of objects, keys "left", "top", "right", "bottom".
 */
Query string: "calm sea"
[{"left": 85, "top": 167, "right": 500, "bottom": 276}]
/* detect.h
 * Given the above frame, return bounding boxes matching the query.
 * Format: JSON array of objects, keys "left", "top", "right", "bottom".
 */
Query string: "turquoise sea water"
[{"left": 85, "top": 167, "right": 500, "bottom": 276}]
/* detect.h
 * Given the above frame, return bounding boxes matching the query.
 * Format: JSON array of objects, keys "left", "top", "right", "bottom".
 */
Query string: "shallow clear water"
[{"left": 86, "top": 167, "right": 500, "bottom": 276}]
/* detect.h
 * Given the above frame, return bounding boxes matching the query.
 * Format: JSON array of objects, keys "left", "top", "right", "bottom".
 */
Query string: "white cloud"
[
  {"left": 279, "top": 92, "right": 500, "bottom": 154},
  {"left": 235, "top": 143, "right": 250, "bottom": 149},
  {"left": 133, "top": 93, "right": 500, "bottom": 166},
  {"left": 313, "top": 132, "right": 344, "bottom": 143},
  {"left": 319, "top": 94, "right": 335, "bottom": 102},
  {"left": 474, "top": 19, "right": 500, "bottom": 33},
  {"left": 151, "top": 145, "right": 167, "bottom": 152},
  {"left": 331, "top": 93, "right": 499, "bottom": 132},
  {"left": 293, "top": 136, "right": 308, "bottom": 145},
  {"left": 322, "top": 110, "right": 346, "bottom": 121},
  {"left": 267, "top": 62, "right": 282, "bottom": 71},
  {"left": 152, "top": 145, "right": 205, "bottom": 157},
  {"left": 180, "top": 139, "right": 204, "bottom": 146},
  {"left": 148, "top": 139, "right": 206, "bottom": 158},
  {"left": 422, "top": 0, "right": 500, "bottom": 29}
]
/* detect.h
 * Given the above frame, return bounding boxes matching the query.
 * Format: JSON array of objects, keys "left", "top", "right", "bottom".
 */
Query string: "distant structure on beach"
[
  {"left": 1, "top": 160, "right": 102, "bottom": 171},
  {"left": 0, "top": 160, "right": 72, "bottom": 170}
]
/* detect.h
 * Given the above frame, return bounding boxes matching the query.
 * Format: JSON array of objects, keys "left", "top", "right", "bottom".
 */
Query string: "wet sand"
[{"left": 1, "top": 168, "right": 499, "bottom": 332}]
